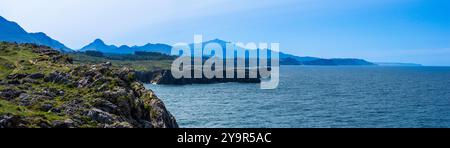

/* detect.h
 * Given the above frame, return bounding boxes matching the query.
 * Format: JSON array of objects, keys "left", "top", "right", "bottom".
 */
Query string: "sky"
[{"left": 0, "top": 0, "right": 449, "bottom": 65}]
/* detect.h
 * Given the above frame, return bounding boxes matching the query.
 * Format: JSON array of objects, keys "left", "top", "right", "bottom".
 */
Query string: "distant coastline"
[{"left": 375, "top": 62, "right": 423, "bottom": 67}]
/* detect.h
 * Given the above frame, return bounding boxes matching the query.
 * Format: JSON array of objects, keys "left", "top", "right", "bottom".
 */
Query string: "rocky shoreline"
[{"left": 135, "top": 69, "right": 261, "bottom": 85}]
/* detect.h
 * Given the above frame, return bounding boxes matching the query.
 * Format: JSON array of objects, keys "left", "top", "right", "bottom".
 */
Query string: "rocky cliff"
[{"left": 0, "top": 42, "right": 178, "bottom": 128}]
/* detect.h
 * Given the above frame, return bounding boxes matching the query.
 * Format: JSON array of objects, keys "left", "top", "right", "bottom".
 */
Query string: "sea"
[{"left": 145, "top": 66, "right": 450, "bottom": 128}]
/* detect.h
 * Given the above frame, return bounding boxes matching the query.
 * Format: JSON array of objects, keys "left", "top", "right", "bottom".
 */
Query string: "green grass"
[
  {"left": 0, "top": 43, "right": 72, "bottom": 125},
  {"left": 0, "top": 99, "right": 66, "bottom": 122},
  {"left": 68, "top": 53, "right": 173, "bottom": 71},
  {"left": 0, "top": 57, "right": 14, "bottom": 79},
  {"left": 0, "top": 43, "right": 72, "bottom": 78},
  {"left": 0, "top": 44, "right": 40, "bottom": 76}
]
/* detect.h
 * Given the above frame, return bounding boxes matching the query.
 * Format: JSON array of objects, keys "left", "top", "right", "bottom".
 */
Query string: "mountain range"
[
  {"left": 0, "top": 16, "right": 71, "bottom": 52},
  {"left": 85, "top": 38, "right": 373, "bottom": 65},
  {"left": 79, "top": 39, "right": 172, "bottom": 55},
  {"left": 0, "top": 15, "right": 401, "bottom": 66}
]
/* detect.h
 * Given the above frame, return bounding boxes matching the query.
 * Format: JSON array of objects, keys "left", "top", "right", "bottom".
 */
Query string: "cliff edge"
[{"left": 0, "top": 42, "right": 178, "bottom": 128}]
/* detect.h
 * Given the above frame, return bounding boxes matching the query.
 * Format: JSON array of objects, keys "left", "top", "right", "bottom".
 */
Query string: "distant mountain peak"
[
  {"left": 93, "top": 38, "right": 104, "bottom": 43},
  {"left": 119, "top": 45, "right": 130, "bottom": 48},
  {"left": 81, "top": 38, "right": 114, "bottom": 51},
  {"left": 90, "top": 38, "right": 107, "bottom": 45}
]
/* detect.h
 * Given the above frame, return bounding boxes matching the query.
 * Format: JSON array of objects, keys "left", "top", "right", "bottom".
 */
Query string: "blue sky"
[{"left": 0, "top": 0, "right": 449, "bottom": 65}]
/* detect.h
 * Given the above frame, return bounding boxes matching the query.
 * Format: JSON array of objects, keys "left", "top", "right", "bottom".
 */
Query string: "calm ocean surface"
[{"left": 145, "top": 66, "right": 450, "bottom": 128}]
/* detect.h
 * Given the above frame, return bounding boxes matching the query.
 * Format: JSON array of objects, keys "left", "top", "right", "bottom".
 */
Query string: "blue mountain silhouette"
[
  {"left": 80, "top": 38, "right": 172, "bottom": 55},
  {"left": 0, "top": 16, "right": 71, "bottom": 52},
  {"left": 0, "top": 16, "right": 375, "bottom": 65}
]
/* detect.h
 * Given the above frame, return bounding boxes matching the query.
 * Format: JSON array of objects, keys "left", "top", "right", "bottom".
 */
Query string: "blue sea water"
[{"left": 145, "top": 66, "right": 450, "bottom": 128}]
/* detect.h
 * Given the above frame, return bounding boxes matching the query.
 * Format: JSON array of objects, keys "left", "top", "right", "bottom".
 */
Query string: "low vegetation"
[{"left": 68, "top": 51, "right": 174, "bottom": 71}]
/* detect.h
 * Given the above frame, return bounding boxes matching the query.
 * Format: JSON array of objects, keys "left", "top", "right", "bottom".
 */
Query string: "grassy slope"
[
  {"left": 68, "top": 53, "right": 173, "bottom": 71},
  {"left": 0, "top": 43, "right": 72, "bottom": 125},
  {"left": 0, "top": 57, "right": 14, "bottom": 79},
  {"left": 0, "top": 99, "right": 66, "bottom": 127},
  {"left": 0, "top": 43, "right": 72, "bottom": 75}
]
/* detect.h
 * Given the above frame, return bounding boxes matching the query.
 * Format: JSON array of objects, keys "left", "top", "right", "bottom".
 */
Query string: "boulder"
[
  {"left": 40, "top": 103, "right": 54, "bottom": 112},
  {"left": 0, "top": 89, "right": 23, "bottom": 100},
  {"left": 7, "top": 73, "right": 28, "bottom": 80},
  {"left": 105, "top": 122, "right": 134, "bottom": 128},
  {"left": 0, "top": 114, "right": 27, "bottom": 128},
  {"left": 28, "top": 73, "right": 45, "bottom": 79},
  {"left": 44, "top": 72, "right": 71, "bottom": 84},
  {"left": 87, "top": 108, "right": 115, "bottom": 124},
  {"left": 91, "top": 99, "right": 119, "bottom": 114},
  {"left": 51, "top": 119, "right": 75, "bottom": 128}
]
